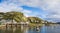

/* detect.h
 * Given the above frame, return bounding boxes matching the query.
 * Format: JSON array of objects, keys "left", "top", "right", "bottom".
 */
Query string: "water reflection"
[
  {"left": 45, "top": 24, "right": 60, "bottom": 33},
  {"left": 0, "top": 24, "right": 60, "bottom": 33}
]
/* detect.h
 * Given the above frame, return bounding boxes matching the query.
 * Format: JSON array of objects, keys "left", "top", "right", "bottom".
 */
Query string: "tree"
[
  {"left": 2, "top": 11, "right": 28, "bottom": 23},
  {"left": 27, "top": 17, "right": 43, "bottom": 24},
  {"left": 0, "top": 12, "right": 4, "bottom": 20},
  {"left": 6, "top": 11, "right": 24, "bottom": 23},
  {"left": 2, "top": 11, "right": 25, "bottom": 28}
]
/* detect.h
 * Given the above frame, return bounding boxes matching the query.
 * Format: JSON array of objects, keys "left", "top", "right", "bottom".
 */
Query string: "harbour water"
[{"left": 0, "top": 24, "right": 60, "bottom": 33}]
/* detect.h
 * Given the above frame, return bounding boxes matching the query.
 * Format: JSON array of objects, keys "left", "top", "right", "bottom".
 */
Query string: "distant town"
[{"left": 0, "top": 11, "right": 60, "bottom": 28}]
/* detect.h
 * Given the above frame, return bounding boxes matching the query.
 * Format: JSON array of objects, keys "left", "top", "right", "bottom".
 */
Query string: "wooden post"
[
  {"left": 6, "top": 24, "right": 7, "bottom": 29},
  {"left": 11, "top": 23, "right": 12, "bottom": 28},
  {"left": 15, "top": 23, "right": 17, "bottom": 28}
]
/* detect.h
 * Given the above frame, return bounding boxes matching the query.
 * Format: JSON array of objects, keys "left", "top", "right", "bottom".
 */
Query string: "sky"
[{"left": 0, "top": 0, "right": 60, "bottom": 22}]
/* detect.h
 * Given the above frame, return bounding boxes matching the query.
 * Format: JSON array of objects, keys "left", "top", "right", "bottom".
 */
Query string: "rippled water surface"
[{"left": 0, "top": 24, "right": 60, "bottom": 33}]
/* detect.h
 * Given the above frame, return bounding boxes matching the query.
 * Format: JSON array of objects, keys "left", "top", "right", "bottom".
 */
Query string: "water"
[{"left": 0, "top": 24, "right": 60, "bottom": 33}]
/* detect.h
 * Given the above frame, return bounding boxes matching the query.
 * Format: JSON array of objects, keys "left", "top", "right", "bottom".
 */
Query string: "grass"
[{"left": 29, "top": 23, "right": 43, "bottom": 27}]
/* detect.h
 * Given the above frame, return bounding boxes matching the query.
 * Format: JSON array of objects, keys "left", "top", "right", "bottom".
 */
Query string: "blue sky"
[{"left": 0, "top": 0, "right": 60, "bottom": 22}]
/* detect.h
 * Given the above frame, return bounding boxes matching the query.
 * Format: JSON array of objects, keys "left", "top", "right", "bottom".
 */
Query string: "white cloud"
[
  {"left": 0, "top": 2, "right": 23, "bottom": 12},
  {"left": 0, "top": 0, "right": 33, "bottom": 17},
  {"left": 17, "top": 0, "right": 60, "bottom": 19},
  {"left": 18, "top": 0, "right": 40, "bottom": 7},
  {"left": 41, "top": 0, "right": 60, "bottom": 19},
  {"left": 0, "top": 0, "right": 60, "bottom": 22},
  {"left": 46, "top": 14, "right": 60, "bottom": 18},
  {"left": 21, "top": 9, "right": 41, "bottom": 17},
  {"left": 1, "top": 0, "right": 60, "bottom": 13},
  {"left": 21, "top": 10, "right": 32, "bottom": 17},
  {"left": 22, "top": 10, "right": 32, "bottom": 14}
]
